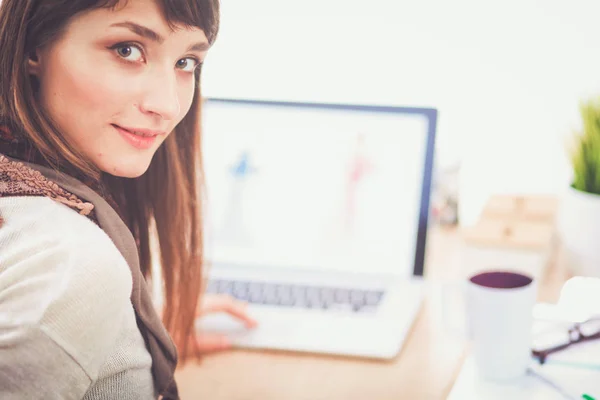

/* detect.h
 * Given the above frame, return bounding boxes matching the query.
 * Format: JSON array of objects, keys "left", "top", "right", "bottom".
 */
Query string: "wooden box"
[
  {"left": 461, "top": 195, "right": 558, "bottom": 278},
  {"left": 481, "top": 194, "right": 559, "bottom": 223}
]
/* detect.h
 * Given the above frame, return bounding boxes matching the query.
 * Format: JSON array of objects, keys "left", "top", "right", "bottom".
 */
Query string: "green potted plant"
[{"left": 559, "top": 97, "right": 600, "bottom": 277}]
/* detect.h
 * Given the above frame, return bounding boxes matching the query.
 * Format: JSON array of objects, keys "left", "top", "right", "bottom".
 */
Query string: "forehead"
[{"left": 71, "top": 0, "right": 208, "bottom": 42}]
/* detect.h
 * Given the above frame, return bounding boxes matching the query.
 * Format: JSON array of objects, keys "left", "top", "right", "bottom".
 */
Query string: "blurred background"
[
  {"left": 174, "top": 2, "right": 600, "bottom": 398},
  {"left": 200, "top": 0, "right": 600, "bottom": 226}
]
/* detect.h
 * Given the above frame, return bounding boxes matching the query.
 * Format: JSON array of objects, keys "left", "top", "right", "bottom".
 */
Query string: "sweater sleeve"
[
  {"left": 0, "top": 197, "right": 134, "bottom": 399},
  {"left": 0, "top": 327, "right": 91, "bottom": 399}
]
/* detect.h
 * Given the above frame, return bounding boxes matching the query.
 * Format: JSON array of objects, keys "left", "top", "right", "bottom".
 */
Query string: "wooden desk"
[{"left": 175, "top": 227, "right": 571, "bottom": 400}]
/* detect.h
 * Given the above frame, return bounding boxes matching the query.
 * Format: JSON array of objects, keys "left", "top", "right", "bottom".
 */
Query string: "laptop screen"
[{"left": 201, "top": 98, "right": 436, "bottom": 278}]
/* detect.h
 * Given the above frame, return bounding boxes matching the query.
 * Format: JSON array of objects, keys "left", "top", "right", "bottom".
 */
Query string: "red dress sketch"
[{"left": 344, "top": 134, "right": 374, "bottom": 235}]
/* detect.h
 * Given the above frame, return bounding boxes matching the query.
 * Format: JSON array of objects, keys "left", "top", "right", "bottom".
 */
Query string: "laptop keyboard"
[{"left": 206, "top": 279, "right": 385, "bottom": 313}]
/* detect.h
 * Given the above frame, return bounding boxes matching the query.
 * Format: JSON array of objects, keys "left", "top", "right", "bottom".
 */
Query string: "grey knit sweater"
[{"left": 0, "top": 196, "right": 156, "bottom": 399}]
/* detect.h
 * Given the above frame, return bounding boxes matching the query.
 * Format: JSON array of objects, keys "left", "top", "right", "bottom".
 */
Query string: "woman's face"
[{"left": 29, "top": 0, "right": 209, "bottom": 177}]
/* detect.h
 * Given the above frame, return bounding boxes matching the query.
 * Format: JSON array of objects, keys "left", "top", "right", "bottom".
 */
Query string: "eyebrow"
[{"left": 110, "top": 21, "right": 210, "bottom": 53}]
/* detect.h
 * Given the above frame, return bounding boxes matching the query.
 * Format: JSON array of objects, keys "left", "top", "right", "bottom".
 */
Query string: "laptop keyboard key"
[
  {"left": 218, "top": 280, "right": 232, "bottom": 293},
  {"left": 291, "top": 285, "right": 306, "bottom": 299},
  {"left": 249, "top": 291, "right": 262, "bottom": 303},
  {"left": 320, "top": 288, "right": 334, "bottom": 303},
  {"left": 233, "top": 281, "right": 248, "bottom": 293},
  {"left": 334, "top": 289, "right": 350, "bottom": 304},
  {"left": 205, "top": 279, "right": 384, "bottom": 313},
  {"left": 366, "top": 290, "right": 383, "bottom": 305},
  {"left": 278, "top": 296, "right": 295, "bottom": 307},
  {"left": 350, "top": 290, "right": 365, "bottom": 304}
]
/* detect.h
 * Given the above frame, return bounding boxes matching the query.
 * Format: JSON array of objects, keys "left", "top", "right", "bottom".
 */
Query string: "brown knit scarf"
[{"left": 0, "top": 126, "right": 179, "bottom": 399}]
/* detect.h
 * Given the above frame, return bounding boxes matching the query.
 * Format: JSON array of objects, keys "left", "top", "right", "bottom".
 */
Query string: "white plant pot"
[{"left": 558, "top": 186, "right": 600, "bottom": 277}]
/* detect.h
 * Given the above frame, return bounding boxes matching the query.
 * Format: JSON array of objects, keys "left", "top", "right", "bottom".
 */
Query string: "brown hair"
[{"left": 0, "top": 0, "right": 219, "bottom": 362}]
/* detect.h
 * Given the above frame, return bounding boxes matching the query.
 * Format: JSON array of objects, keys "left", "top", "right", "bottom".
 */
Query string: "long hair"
[{"left": 0, "top": 0, "right": 219, "bottom": 362}]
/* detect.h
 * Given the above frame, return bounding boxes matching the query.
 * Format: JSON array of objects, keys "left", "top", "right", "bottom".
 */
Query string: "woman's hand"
[{"left": 194, "top": 294, "right": 258, "bottom": 353}]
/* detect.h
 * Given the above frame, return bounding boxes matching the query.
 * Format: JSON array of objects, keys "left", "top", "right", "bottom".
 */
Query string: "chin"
[
  {"left": 114, "top": 168, "right": 148, "bottom": 179},
  {"left": 98, "top": 157, "right": 152, "bottom": 179}
]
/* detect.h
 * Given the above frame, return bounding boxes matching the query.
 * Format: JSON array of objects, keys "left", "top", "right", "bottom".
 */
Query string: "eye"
[
  {"left": 176, "top": 57, "right": 200, "bottom": 72},
  {"left": 112, "top": 43, "right": 145, "bottom": 63}
]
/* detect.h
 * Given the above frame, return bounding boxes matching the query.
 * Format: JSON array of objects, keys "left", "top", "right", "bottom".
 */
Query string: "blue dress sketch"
[{"left": 217, "top": 151, "right": 257, "bottom": 246}]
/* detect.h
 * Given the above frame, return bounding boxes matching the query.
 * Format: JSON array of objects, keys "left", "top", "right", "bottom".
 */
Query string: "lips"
[
  {"left": 127, "top": 129, "right": 154, "bottom": 137},
  {"left": 112, "top": 124, "right": 160, "bottom": 150}
]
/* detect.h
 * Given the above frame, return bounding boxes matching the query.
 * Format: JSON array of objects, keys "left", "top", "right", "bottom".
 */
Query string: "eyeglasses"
[{"left": 532, "top": 317, "right": 600, "bottom": 364}]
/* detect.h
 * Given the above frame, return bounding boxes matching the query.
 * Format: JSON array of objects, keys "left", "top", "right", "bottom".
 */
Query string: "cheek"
[
  {"left": 177, "top": 80, "right": 197, "bottom": 121},
  {"left": 42, "top": 53, "right": 125, "bottom": 121},
  {"left": 62, "top": 66, "right": 119, "bottom": 111}
]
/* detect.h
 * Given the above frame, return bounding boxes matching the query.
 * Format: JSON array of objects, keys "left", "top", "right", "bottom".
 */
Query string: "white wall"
[{"left": 201, "top": 0, "right": 600, "bottom": 225}]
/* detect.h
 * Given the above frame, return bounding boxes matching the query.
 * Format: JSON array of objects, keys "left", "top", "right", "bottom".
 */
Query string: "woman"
[{"left": 0, "top": 0, "right": 255, "bottom": 398}]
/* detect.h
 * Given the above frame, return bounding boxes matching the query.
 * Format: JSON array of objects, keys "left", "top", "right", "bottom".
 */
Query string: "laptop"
[{"left": 196, "top": 97, "right": 438, "bottom": 359}]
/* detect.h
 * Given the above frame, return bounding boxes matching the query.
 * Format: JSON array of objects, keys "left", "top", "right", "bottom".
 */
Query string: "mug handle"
[{"left": 441, "top": 280, "right": 470, "bottom": 340}]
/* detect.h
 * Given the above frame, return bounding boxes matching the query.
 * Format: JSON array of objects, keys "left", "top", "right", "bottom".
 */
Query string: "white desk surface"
[{"left": 447, "top": 353, "right": 600, "bottom": 400}]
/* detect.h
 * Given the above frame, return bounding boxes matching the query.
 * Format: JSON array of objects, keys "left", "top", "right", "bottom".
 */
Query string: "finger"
[
  {"left": 200, "top": 295, "right": 258, "bottom": 328},
  {"left": 199, "top": 294, "right": 236, "bottom": 314},
  {"left": 195, "top": 333, "right": 232, "bottom": 353},
  {"left": 222, "top": 301, "right": 258, "bottom": 328}
]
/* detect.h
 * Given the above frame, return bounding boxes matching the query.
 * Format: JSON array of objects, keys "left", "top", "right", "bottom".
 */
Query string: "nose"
[{"left": 139, "top": 66, "right": 180, "bottom": 120}]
